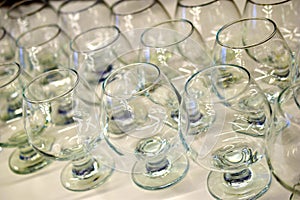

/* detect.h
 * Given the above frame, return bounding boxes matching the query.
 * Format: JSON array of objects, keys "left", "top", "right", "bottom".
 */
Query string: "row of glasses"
[{"left": 0, "top": 0, "right": 298, "bottom": 197}]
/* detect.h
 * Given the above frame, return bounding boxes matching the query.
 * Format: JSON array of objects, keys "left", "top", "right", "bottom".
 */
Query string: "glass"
[
  {"left": 16, "top": 24, "right": 71, "bottom": 77},
  {"left": 266, "top": 82, "right": 300, "bottom": 196},
  {"left": 70, "top": 25, "right": 133, "bottom": 90},
  {"left": 58, "top": 0, "right": 111, "bottom": 39},
  {"left": 139, "top": 19, "right": 211, "bottom": 92},
  {"left": 23, "top": 68, "right": 114, "bottom": 191},
  {"left": 243, "top": 0, "right": 300, "bottom": 53},
  {"left": 111, "top": 0, "right": 171, "bottom": 33},
  {"left": 100, "top": 62, "right": 189, "bottom": 190},
  {"left": 175, "top": 0, "right": 241, "bottom": 52},
  {"left": 180, "top": 64, "right": 272, "bottom": 199},
  {"left": 0, "top": 62, "right": 51, "bottom": 174},
  {"left": 6, "top": 0, "right": 58, "bottom": 39},
  {"left": 212, "top": 18, "right": 295, "bottom": 105},
  {"left": 0, "top": 26, "right": 16, "bottom": 64}
]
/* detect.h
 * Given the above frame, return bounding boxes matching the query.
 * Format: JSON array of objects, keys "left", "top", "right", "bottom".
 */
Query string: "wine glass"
[
  {"left": 212, "top": 18, "right": 295, "bottom": 105},
  {"left": 175, "top": 0, "right": 241, "bottom": 52},
  {"left": 23, "top": 68, "right": 114, "bottom": 191},
  {"left": 242, "top": 0, "right": 300, "bottom": 53},
  {"left": 6, "top": 0, "right": 58, "bottom": 39},
  {"left": 99, "top": 62, "right": 189, "bottom": 190},
  {"left": 0, "top": 26, "right": 16, "bottom": 64},
  {"left": 266, "top": 81, "right": 300, "bottom": 197},
  {"left": 111, "top": 0, "right": 171, "bottom": 33},
  {"left": 139, "top": 19, "right": 211, "bottom": 92},
  {"left": 57, "top": 0, "right": 111, "bottom": 39},
  {"left": 0, "top": 62, "right": 52, "bottom": 174},
  {"left": 180, "top": 63, "right": 272, "bottom": 200},
  {"left": 16, "top": 24, "right": 71, "bottom": 77},
  {"left": 70, "top": 25, "right": 133, "bottom": 90}
]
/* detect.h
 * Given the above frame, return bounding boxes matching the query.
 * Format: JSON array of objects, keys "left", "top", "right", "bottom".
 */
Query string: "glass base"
[
  {"left": 9, "top": 148, "right": 52, "bottom": 174},
  {"left": 61, "top": 156, "right": 114, "bottom": 192},
  {"left": 207, "top": 163, "right": 271, "bottom": 200},
  {"left": 131, "top": 154, "right": 189, "bottom": 190}
]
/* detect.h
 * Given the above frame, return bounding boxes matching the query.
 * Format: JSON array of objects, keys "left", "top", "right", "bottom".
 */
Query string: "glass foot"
[
  {"left": 9, "top": 148, "right": 52, "bottom": 174},
  {"left": 207, "top": 162, "right": 271, "bottom": 200},
  {"left": 61, "top": 156, "right": 114, "bottom": 192},
  {"left": 131, "top": 154, "right": 189, "bottom": 190}
]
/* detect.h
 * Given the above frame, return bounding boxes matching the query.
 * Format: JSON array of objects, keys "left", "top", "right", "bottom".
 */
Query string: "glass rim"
[
  {"left": 58, "top": 0, "right": 102, "bottom": 15},
  {"left": 102, "top": 62, "right": 161, "bottom": 99},
  {"left": 7, "top": 0, "right": 50, "bottom": 19},
  {"left": 141, "top": 19, "right": 195, "bottom": 48},
  {"left": 247, "top": 0, "right": 291, "bottom": 6},
  {"left": 185, "top": 64, "right": 251, "bottom": 103},
  {"left": 70, "top": 25, "right": 121, "bottom": 53},
  {"left": 0, "top": 62, "right": 21, "bottom": 89},
  {"left": 16, "top": 24, "right": 63, "bottom": 49},
  {"left": 23, "top": 68, "right": 79, "bottom": 104},
  {"left": 111, "top": 0, "right": 156, "bottom": 16},
  {"left": 178, "top": 0, "right": 219, "bottom": 7},
  {"left": 216, "top": 17, "right": 277, "bottom": 49}
]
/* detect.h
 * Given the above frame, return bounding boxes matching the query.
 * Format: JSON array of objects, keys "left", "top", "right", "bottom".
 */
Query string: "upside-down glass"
[
  {"left": 0, "top": 26, "right": 16, "bottom": 64},
  {"left": 0, "top": 62, "right": 51, "bottom": 174},
  {"left": 140, "top": 19, "right": 211, "bottom": 92},
  {"left": 23, "top": 68, "right": 114, "bottom": 191},
  {"left": 175, "top": 0, "right": 241, "bottom": 52},
  {"left": 111, "top": 0, "right": 171, "bottom": 33},
  {"left": 243, "top": 0, "right": 300, "bottom": 53},
  {"left": 212, "top": 18, "right": 295, "bottom": 106},
  {"left": 58, "top": 0, "right": 111, "bottom": 39},
  {"left": 100, "top": 62, "right": 189, "bottom": 190},
  {"left": 70, "top": 25, "right": 133, "bottom": 90},
  {"left": 180, "top": 64, "right": 272, "bottom": 200},
  {"left": 6, "top": 0, "right": 58, "bottom": 39},
  {"left": 266, "top": 82, "right": 300, "bottom": 196},
  {"left": 16, "top": 24, "right": 71, "bottom": 77}
]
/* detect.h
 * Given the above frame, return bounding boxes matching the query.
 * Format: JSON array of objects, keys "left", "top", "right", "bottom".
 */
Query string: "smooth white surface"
[{"left": 0, "top": 0, "right": 293, "bottom": 199}]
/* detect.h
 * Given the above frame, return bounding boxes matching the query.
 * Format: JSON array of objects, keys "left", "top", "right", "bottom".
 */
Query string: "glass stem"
[
  {"left": 71, "top": 154, "right": 98, "bottom": 179},
  {"left": 18, "top": 143, "right": 41, "bottom": 161},
  {"left": 145, "top": 155, "right": 170, "bottom": 176},
  {"left": 223, "top": 168, "right": 252, "bottom": 188}
]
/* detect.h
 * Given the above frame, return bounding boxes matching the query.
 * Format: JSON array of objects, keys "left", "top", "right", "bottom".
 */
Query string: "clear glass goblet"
[
  {"left": 175, "top": 0, "right": 241, "bottom": 52},
  {"left": 0, "top": 62, "right": 52, "bottom": 174},
  {"left": 139, "top": 19, "right": 211, "bottom": 92},
  {"left": 242, "top": 0, "right": 300, "bottom": 54},
  {"left": 212, "top": 18, "right": 295, "bottom": 105},
  {"left": 0, "top": 26, "right": 16, "bottom": 64},
  {"left": 111, "top": 0, "right": 171, "bottom": 33},
  {"left": 266, "top": 81, "right": 300, "bottom": 196},
  {"left": 57, "top": 0, "right": 111, "bottom": 39},
  {"left": 16, "top": 24, "right": 71, "bottom": 77},
  {"left": 6, "top": 0, "right": 58, "bottom": 39},
  {"left": 70, "top": 25, "right": 133, "bottom": 90},
  {"left": 180, "top": 64, "right": 272, "bottom": 200},
  {"left": 23, "top": 68, "right": 114, "bottom": 191},
  {"left": 100, "top": 62, "right": 189, "bottom": 190}
]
